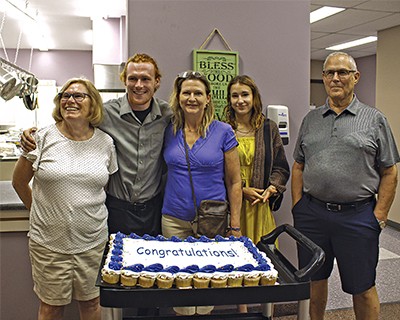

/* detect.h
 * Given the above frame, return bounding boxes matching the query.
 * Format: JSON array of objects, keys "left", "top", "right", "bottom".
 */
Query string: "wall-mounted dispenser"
[{"left": 263, "top": 105, "right": 289, "bottom": 145}]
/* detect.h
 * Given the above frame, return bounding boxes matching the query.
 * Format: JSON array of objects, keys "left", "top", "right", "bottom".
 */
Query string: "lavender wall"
[
  {"left": 127, "top": 0, "right": 311, "bottom": 262},
  {"left": 0, "top": 49, "right": 93, "bottom": 86},
  {"left": 93, "top": 18, "right": 123, "bottom": 64},
  {"left": 355, "top": 54, "right": 376, "bottom": 107},
  {"left": 0, "top": 232, "right": 80, "bottom": 319}
]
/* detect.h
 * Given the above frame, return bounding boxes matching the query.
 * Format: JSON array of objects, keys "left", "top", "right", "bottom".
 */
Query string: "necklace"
[
  {"left": 235, "top": 127, "right": 254, "bottom": 134},
  {"left": 184, "top": 127, "right": 199, "bottom": 133}
]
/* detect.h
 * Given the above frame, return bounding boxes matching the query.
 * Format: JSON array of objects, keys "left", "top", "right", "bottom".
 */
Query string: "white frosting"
[
  {"left": 121, "top": 270, "right": 139, "bottom": 277},
  {"left": 157, "top": 272, "right": 175, "bottom": 280},
  {"left": 175, "top": 272, "right": 193, "bottom": 279},
  {"left": 245, "top": 271, "right": 261, "bottom": 279},
  {"left": 228, "top": 271, "right": 244, "bottom": 279},
  {"left": 261, "top": 269, "right": 278, "bottom": 279},
  {"left": 120, "top": 237, "right": 259, "bottom": 269},
  {"left": 194, "top": 272, "right": 212, "bottom": 280},
  {"left": 211, "top": 272, "right": 228, "bottom": 280},
  {"left": 140, "top": 271, "right": 157, "bottom": 279},
  {"left": 102, "top": 233, "right": 278, "bottom": 287}
]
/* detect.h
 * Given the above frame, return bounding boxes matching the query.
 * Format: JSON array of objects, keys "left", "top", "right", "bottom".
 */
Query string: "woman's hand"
[
  {"left": 243, "top": 185, "right": 277, "bottom": 206},
  {"left": 226, "top": 228, "right": 242, "bottom": 238}
]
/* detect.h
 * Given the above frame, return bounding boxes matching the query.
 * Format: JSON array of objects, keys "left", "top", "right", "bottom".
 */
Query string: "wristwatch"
[{"left": 377, "top": 219, "right": 387, "bottom": 230}]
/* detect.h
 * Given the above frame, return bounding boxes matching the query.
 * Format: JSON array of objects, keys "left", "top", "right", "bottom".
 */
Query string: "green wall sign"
[{"left": 193, "top": 49, "right": 239, "bottom": 120}]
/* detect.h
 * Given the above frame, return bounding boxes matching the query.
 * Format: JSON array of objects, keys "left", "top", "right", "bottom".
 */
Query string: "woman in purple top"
[{"left": 161, "top": 71, "right": 242, "bottom": 316}]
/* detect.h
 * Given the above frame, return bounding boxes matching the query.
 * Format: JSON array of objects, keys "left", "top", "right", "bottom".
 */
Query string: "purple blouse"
[{"left": 162, "top": 120, "right": 238, "bottom": 221}]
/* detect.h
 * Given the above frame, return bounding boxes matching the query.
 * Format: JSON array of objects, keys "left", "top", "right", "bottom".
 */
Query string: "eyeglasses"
[
  {"left": 323, "top": 69, "right": 357, "bottom": 80},
  {"left": 177, "top": 71, "right": 204, "bottom": 79},
  {"left": 59, "top": 92, "right": 91, "bottom": 102}
]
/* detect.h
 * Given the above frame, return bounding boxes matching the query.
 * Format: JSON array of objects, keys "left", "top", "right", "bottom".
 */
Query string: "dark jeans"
[{"left": 106, "top": 192, "right": 163, "bottom": 236}]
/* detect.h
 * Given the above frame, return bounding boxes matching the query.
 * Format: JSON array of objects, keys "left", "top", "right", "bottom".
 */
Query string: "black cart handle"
[{"left": 260, "top": 224, "right": 325, "bottom": 282}]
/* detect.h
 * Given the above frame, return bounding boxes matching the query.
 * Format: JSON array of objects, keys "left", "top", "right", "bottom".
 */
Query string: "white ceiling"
[
  {"left": 0, "top": 0, "right": 399, "bottom": 61},
  {"left": 311, "top": 0, "right": 400, "bottom": 60}
]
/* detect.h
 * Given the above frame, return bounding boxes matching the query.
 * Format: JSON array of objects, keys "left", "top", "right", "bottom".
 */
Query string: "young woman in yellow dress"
[
  {"left": 224, "top": 75, "right": 290, "bottom": 245},
  {"left": 225, "top": 75, "right": 289, "bottom": 314}
]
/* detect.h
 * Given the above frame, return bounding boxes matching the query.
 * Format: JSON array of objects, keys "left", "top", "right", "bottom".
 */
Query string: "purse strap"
[{"left": 182, "top": 130, "right": 198, "bottom": 222}]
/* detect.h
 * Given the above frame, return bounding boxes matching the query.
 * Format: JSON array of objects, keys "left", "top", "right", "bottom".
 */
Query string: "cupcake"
[
  {"left": 227, "top": 271, "right": 244, "bottom": 287},
  {"left": 101, "top": 269, "right": 120, "bottom": 284},
  {"left": 243, "top": 271, "right": 261, "bottom": 287},
  {"left": 210, "top": 273, "right": 228, "bottom": 288},
  {"left": 138, "top": 272, "right": 157, "bottom": 288},
  {"left": 193, "top": 273, "right": 212, "bottom": 289},
  {"left": 120, "top": 270, "right": 139, "bottom": 287},
  {"left": 156, "top": 272, "right": 175, "bottom": 289},
  {"left": 260, "top": 269, "right": 278, "bottom": 286},
  {"left": 175, "top": 272, "right": 193, "bottom": 289}
]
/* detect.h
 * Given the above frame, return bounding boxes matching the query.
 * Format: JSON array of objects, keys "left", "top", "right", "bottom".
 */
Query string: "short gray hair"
[{"left": 323, "top": 52, "right": 358, "bottom": 71}]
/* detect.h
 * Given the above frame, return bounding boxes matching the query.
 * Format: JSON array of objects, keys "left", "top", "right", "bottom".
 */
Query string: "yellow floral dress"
[{"left": 237, "top": 136, "right": 276, "bottom": 244}]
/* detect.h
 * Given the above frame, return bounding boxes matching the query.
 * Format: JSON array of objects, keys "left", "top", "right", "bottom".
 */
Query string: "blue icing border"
[
  {"left": 108, "top": 261, "right": 122, "bottom": 270},
  {"left": 255, "top": 263, "right": 271, "bottom": 271},
  {"left": 163, "top": 265, "right": 180, "bottom": 274},
  {"left": 217, "top": 264, "right": 234, "bottom": 272},
  {"left": 179, "top": 264, "right": 200, "bottom": 273},
  {"left": 143, "top": 263, "right": 164, "bottom": 272},
  {"left": 124, "top": 264, "right": 144, "bottom": 272},
  {"left": 110, "top": 233, "right": 268, "bottom": 274},
  {"left": 199, "top": 265, "right": 217, "bottom": 273}
]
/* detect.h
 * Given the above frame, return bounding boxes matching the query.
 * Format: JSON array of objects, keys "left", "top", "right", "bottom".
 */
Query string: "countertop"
[
  {"left": 0, "top": 181, "right": 29, "bottom": 232},
  {"left": 0, "top": 156, "right": 19, "bottom": 161},
  {"left": 0, "top": 181, "right": 26, "bottom": 210}
]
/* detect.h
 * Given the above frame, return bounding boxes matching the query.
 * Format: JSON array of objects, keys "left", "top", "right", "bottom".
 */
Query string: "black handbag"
[{"left": 183, "top": 131, "right": 229, "bottom": 238}]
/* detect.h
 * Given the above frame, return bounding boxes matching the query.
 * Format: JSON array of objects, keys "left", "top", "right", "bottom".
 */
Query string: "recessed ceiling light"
[
  {"left": 310, "top": 6, "right": 345, "bottom": 24},
  {"left": 326, "top": 36, "right": 378, "bottom": 50}
]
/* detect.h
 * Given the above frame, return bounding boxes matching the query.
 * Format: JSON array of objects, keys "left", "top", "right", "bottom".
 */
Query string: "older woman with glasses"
[
  {"left": 161, "top": 71, "right": 242, "bottom": 316},
  {"left": 12, "top": 78, "right": 118, "bottom": 320}
]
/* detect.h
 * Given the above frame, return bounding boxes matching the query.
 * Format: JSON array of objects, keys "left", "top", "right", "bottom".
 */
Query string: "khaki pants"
[{"left": 162, "top": 214, "right": 214, "bottom": 315}]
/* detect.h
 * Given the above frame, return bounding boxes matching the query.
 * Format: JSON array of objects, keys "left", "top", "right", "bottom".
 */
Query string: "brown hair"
[{"left": 224, "top": 75, "right": 264, "bottom": 130}]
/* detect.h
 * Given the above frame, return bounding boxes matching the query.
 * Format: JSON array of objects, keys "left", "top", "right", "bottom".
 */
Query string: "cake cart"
[{"left": 97, "top": 224, "right": 325, "bottom": 320}]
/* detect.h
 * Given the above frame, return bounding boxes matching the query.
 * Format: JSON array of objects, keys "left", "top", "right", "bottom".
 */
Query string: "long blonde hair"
[{"left": 169, "top": 71, "right": 215, "bottom": 137}]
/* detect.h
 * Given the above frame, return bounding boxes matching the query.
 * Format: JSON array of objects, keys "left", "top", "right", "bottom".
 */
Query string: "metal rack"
[{"left": 97, "top": 224, "right": 325, "bottom": 320}]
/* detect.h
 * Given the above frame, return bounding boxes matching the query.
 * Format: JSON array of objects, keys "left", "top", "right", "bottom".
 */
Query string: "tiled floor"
[{"left": 274, "top": 302, "right": 400, "bottom": 319}]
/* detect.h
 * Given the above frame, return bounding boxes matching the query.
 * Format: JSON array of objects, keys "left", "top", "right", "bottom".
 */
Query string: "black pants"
[
  {"left": 106, "top": 193, "right": 163, "bottom": 317},
  {"left": 106, "top": 192, "right": 163, "bottom": 236}
]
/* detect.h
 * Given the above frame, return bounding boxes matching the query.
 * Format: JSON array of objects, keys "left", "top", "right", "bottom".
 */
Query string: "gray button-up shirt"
[
  {"left": 101, "top": 95, "right": 172, "bottom": 202},
  {"left": 293, "top": 96, "right": 399, "bottom": 202}
]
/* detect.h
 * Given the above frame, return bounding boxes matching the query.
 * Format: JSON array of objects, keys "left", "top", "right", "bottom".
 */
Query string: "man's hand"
[{"left": 20, "top": 127, "right": 37, "bottom": 152}]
